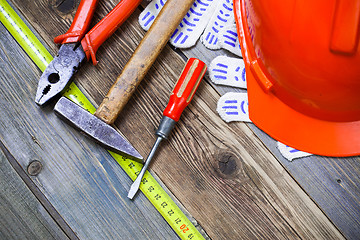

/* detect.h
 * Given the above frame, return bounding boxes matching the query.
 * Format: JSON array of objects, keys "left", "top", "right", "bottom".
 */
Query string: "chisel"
[{"left": 128, "top": 58, "right": 207, "bottom": 199}]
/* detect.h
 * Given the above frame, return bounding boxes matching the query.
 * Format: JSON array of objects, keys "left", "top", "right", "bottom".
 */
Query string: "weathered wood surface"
[
  {"left": 179, "top": 9, "right": 360, "bottom": 240},
  {"left": 0, "top": 143, "right": 69, "bottom": 240},
  {"left": 0, "top": 13, "right": 179, "bottom": 239},
  {"left": 1, "top": 0, "right": 359, "bottom": 239}
]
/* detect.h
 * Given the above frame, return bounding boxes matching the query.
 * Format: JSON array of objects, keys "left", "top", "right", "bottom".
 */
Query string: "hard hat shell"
[{"left": 234, "top": 0, "right": 360, "bottom": 156}]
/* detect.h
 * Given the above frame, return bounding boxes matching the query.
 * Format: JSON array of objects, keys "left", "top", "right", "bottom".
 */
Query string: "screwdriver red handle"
[{"left": 163, "top": 58, "right": 207, "bottom": 122}]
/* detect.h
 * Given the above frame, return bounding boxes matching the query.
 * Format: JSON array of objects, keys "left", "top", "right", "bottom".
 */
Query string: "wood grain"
[
  {"left": 0, "top": 14, "right": 179, "bottom": 240},
  {"left": 3, "top": 0, "right": 355, "bottom": 239},
  {"left": 176, "top": 9, "right": 360, "bottom": 240},
  {"left": 0, "top": 144, "right": 69, "bottom": 240}
]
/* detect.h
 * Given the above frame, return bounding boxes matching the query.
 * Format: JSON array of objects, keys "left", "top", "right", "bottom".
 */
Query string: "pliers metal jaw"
[
  {"left": 35, "top": 43, "right": 86, "bottom": 105},
  {"left": 35, "top": 0, "right": 142, "bottom": 106}
]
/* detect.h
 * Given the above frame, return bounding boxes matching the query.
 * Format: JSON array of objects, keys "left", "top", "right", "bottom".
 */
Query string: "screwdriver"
[{"left": 128, "top": 58, "right": 207, "bottom": 199}]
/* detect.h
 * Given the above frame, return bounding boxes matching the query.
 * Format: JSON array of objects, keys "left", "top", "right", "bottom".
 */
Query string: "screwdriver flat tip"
[
  {"left": 128, "top": 177, "right": 142, "bottom": 199},
  {"left": 127, "top": 137, "right": 163, "bottom": 199}
]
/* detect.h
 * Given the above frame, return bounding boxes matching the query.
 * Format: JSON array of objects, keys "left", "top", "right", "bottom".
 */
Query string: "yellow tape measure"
[{"left": 0, "top": 1, "right": 205, "bottom": 239}]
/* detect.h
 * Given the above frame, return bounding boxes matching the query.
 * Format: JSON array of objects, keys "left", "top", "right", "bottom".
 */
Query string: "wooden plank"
[
  {"left": 4, "top": 0, "right": 349, "bottom": 239},
  {"left": 0, "top": 143, "right": 69, "bottom": 240},
  {"left": 0, "top": 15, "right": 179, "bottom": 240},
  {"left": 246, "top": 127, "right": 360, "bottom": 239},
  {"left": 175, "top": 9, "right": 360, "bottom": 240},
  {"left": 136, "top": 2, "right": 360, "bottom": 238}
]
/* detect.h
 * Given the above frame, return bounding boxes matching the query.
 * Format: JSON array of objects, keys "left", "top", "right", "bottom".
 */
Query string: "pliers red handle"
[{"left": 35, "top": 0, "right": 141, "bottom": 106}]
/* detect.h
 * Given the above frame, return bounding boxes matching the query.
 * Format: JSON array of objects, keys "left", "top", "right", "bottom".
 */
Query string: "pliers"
[{"left": 35, "top": 0, "right": 142, "bottom": 105}]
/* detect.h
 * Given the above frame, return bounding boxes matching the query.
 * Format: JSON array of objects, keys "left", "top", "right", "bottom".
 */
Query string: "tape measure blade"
[
  {"left": 143, "top": 173, "right": 205, "bottom": 240},
  {"left": 0, "top": 0, "right": 52, "bottom": 71}
]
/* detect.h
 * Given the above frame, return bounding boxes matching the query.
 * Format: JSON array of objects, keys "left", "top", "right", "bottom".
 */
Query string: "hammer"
[{"left": 54, "top": 0, "right": 196, "bottom": 162}]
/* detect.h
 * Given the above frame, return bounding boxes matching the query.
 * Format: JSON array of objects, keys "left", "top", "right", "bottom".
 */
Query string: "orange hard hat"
[{"left": 234, "top": 0, "right": 360, "bottom": 156}]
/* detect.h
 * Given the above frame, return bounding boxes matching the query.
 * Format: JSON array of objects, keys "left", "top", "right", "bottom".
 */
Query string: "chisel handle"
[
  {"left": 163, "top": 58, "right": 207, "bottom": 122},
  {"left": 95, "top": 0, "right": 195, "bottom": 124}
]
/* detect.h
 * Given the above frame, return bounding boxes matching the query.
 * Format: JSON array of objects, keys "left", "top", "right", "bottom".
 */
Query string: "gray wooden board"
[
  {"left": 248, "top": 125, "right": 360, "bottom": 239},
  {"left": 0, "top": 18, "right": 179, "bottom": 240},
  {"left": 181, "top": 28, "right": 360, "bottom": 240},
  {"left": 0, "top": 145, "right": 69, "bottom": 240}
]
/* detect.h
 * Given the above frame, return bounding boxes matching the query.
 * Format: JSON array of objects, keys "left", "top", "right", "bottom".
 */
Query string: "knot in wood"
[
  {"left": 218, "top": 153, "right": 237, "bottom": 176},
  {"left": 27, "top": 160, "right": 43, "bottom": 176},
  {"left": 51, "top": 0, "right": 78, "bottom": 14}
]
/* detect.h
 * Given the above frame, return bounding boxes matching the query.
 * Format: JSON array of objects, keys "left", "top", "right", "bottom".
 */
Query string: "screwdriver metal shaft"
[
  {"left": 128, "top": 116, "right": 176, "bottom": 199},
  {"left": 127, "top": 58, "right": 207, "bottom": 199},
  {"left": 128, "top": 137, "right": 163, "bottom": 199}
]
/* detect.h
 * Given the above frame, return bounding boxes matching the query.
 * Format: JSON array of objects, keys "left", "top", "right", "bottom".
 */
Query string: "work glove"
[
  {"left": 140, "top": 0, "right": 312, "bottom": 161},
  {"left": 139, "top": 0, "right": 241, "bottom": 56}
]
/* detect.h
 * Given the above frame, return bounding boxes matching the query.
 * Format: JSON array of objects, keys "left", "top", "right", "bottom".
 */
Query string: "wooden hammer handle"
[{"left": 95, "top": 0, "right": 195, "bottom": 124}]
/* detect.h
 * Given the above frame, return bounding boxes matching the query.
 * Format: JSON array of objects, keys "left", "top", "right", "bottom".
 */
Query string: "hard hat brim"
[{"left": 234, "top": 0, "right": 360, "bottom": 157}]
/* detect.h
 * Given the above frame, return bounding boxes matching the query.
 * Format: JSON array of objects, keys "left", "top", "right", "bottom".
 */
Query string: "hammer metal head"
[{"left": 54, "top": 97, "right": 143, "bottom": 163}]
